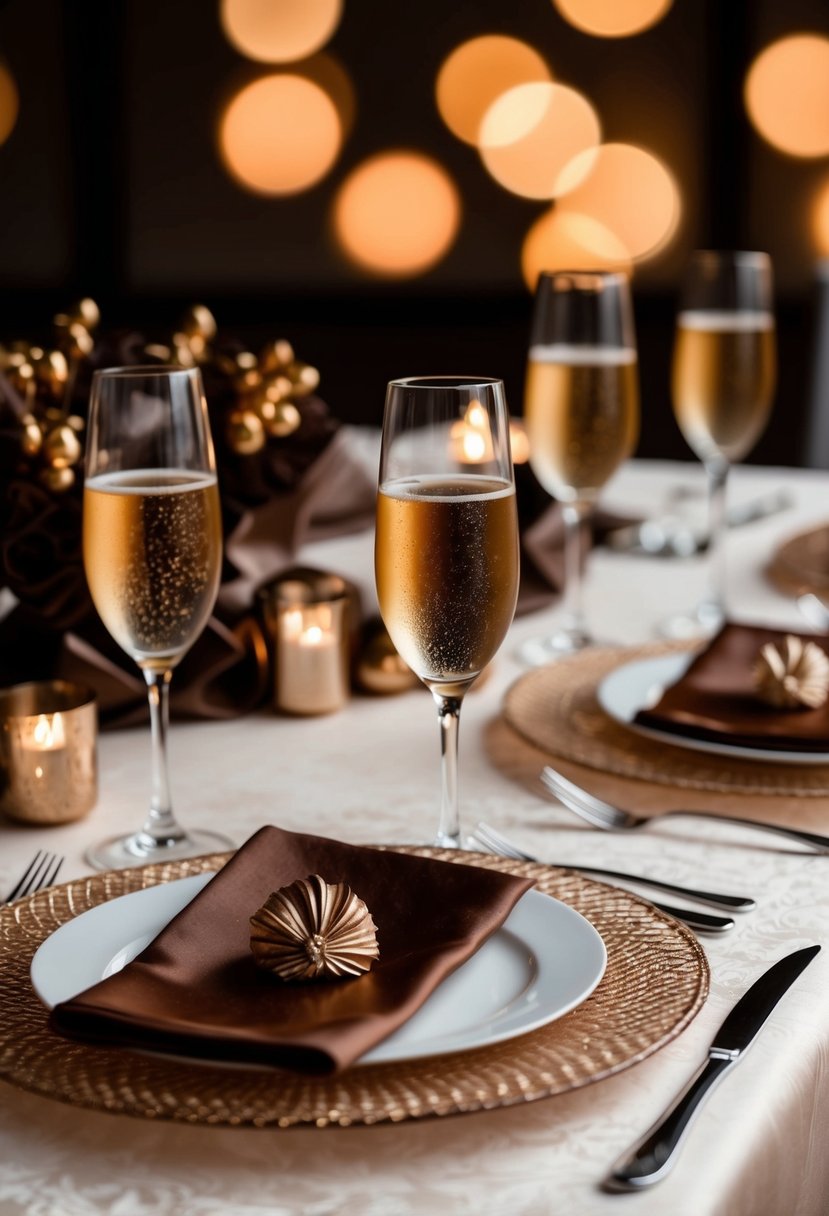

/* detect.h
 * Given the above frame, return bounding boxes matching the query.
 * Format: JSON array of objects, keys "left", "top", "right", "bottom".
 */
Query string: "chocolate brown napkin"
[
  {"left": 634, "top": 623, "right": 829, "bottom": 752},
  {"left": 51, "top": 826, "right": 533, "bottom": 1075}
]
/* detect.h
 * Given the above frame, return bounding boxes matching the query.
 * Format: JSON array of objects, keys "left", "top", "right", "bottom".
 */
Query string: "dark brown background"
[{"left": 0, "top": 0, "right": 827, "bottom": 464}]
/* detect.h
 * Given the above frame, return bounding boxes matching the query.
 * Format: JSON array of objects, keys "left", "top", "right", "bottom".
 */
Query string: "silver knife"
[{"left": 605, "top": 944, "right": 821, "bottom": 1190}]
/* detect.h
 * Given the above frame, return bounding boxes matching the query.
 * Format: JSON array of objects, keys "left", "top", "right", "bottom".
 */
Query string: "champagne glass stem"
[
  {"left": 702, "top": 460, "right": 729, "bottom": 623},
  {"left": 142, "top": 669, "right": 185, "bottom": 847},
  {"left": 561, "top": 501, "right": 591, "bottom": 638},
  {"left": 433, "top": 692, "right": 462, "bottom": 849}
]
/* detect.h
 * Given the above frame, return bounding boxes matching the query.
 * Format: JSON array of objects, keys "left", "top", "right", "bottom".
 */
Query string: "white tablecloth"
[{"left": 2, "top": 456, "right": 829, "bottom": 1216}]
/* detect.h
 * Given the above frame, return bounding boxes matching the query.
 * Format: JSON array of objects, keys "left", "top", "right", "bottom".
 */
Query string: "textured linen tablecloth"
[{"left": 1, "top": 452, "right": 829, "bottom": 1216}]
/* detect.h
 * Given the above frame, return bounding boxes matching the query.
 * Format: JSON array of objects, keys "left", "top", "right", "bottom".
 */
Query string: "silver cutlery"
[
  {"left": 542, "top": 765, "right": 829, "bottom": 853},
  {"left": 470, "top": 821, "right": 754, "bottom": 911},
  {"left": 3, "top": 850, "right": 64, "bottom": 904},
  {"left": 607, "top": 488, "right": 794, "bottom": 558},
  {"left": 606, "top": 944, "right": 820, "bottom": 1189},
  {"left": 468, "top": 824, "right": 736, "bottom": 934}
]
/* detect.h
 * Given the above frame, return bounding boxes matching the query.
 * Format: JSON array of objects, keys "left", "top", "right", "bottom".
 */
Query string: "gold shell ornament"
[
  {"left": 753, "top": 634, "right": 829, "bottom": 709},
  {"left": 250, "top": 875, "right": 380, "bottom": 981}
]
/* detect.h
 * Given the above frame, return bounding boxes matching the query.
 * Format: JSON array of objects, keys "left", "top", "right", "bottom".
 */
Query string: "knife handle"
[{"left": 605, "top": 1055, "right": 733, "bottom": 1190}]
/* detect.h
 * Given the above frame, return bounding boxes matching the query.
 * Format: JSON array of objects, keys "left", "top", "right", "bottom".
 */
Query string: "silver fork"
[
  {"left": 469, "top": 824, "right": 736, "bottom": 934},
  {"left": 542, "top": 766, "right": 829, "bottom": 853},
  {"left": 3, "top": 851, "right": 64, "bottom": 904},
  {"left": 470, "top": 821, "right": 754, "bottom": 910}
]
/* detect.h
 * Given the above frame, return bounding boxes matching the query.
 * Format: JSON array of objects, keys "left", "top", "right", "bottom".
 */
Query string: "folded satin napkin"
[
  {"left": 51, "top": 826, "right": 533, "bottom": 1074},
  {"left": 634, "top": 623, "right": 829, "bottom": 752}
]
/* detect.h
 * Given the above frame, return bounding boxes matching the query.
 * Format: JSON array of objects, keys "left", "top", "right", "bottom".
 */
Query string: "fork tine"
[
  {"left": 18, "top": 852, "right": 51, "bottom": 899},
  {"left": 7, "top": 852, "right": 64, "bottom": 903},
  {"left": 4, "top": 850, "right": 44, "bottom": 903},
  {"left": 543, "top": 767, "right": 617, "bottom": 817},
  {"left": 542, "top": 774, "right": 620, "bottom": 830},
  {"left": 471, "top": 823, "right": 530, "bottom": 861},
  {"left": 42, "top": 855, "right": 64, "bottom": 890}
]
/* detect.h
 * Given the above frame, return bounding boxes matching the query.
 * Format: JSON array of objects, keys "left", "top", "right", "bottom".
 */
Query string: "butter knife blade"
[{"left": 606, "top": 944, "right": 821, "bottom": 1190}]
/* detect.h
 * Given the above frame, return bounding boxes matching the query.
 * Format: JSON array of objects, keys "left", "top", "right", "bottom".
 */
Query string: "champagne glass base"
[
  {"left": 657, "top": 600, "right": 724, "bottom": 642},
  {"left": 516, "top": 626, "right": 594, "bottom": 667},
  {"left": 85, "top": 827, "right": 235, "bottom": 872}
]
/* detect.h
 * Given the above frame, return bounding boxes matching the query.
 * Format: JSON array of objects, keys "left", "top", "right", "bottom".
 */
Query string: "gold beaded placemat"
[
  {"left": 503, "top": 642, "right": 829, "bottom": 795},
  {"left": 0, "top": 849, "right": 707, "bottom": 1128}
]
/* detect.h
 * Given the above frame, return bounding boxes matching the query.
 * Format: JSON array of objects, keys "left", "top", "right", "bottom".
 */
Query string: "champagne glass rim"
[
  {"left": 689, "top": 249, "right": 771, "bottom": 266},
  {"left": 536, "top": 269, "right": 630, "bottom": 289},
  {"left": 91, "top": 364, "right": 203, "bottom": 380},
  {"left": 388, "top": 375, "right": 504, "bottom": 391}
]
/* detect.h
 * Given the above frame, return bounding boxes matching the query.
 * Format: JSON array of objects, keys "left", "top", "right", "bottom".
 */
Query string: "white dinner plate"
[
  {"left": 598, "top": 652, "right": 829, "bottom": 765},
  {"left": 31, "top": 872, "right": 607, "bottom": 1065}
]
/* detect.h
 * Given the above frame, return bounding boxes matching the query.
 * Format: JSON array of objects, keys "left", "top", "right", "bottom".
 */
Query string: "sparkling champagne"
[
  {"left": 84, "top": 469, "right": 222, "bottom": 671},
  {"left": 524, "top": 344, "right": 639, "bottom": 502},
  {"left": 375, "top": 475, "right": 518, "bottom": 692},
  {"left": 672, "top": 311, "right": 776, "bottom": 465}
]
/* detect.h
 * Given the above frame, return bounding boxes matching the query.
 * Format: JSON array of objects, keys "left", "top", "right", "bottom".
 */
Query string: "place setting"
[
  {"left": 0, "top": 368, "right": 710, "bottom": 1138},
  {"left": 3, "top": 5, "right": 829, "bottom": 1211}
]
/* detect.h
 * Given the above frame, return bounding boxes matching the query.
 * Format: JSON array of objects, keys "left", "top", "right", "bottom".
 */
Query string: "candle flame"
[
  {"left": 303, "top": 624, "right": 325, "bottom": 646},
  {"left": 31, "top": 713, "right": 65, "bottom": 750},
  {"left": 450, "top": 400, "right": 494, "bottom": 464}
]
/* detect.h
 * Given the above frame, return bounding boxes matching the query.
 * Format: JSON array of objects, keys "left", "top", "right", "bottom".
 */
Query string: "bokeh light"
[
  {"left": 0, "top": 64, "right": 19, "bottom": 147},
  {"left": 333, "top": 151, "right": 461, "bottom": 278},
  {"left": 220, "top": 0, "right": 342, "bottom": 64},
  {"left": 521, "top": 209, "right": 632, "bottom": 290},
  {"left": 435, "top": 35, "right": 551, "bottom": 146},
  {"left": 745, "top": 34, "right": 829, "bottom": 158},
  {"left": 556, "top": 142, "right": 680, "bottom": 260},
  {"left": 479, "top": 82, "right": 601, "bottom": 200},
  {"left": 220, "top": 75, "right": 341, "bottom": 196},
  {"left": 301, "top": 52, "right": 356, "bottom": 138},
  {"left": 813, "top": 179, "right": 829, "bottom": 257},
  {"left": 553, "top": 0, "right": 673, "bottom": 38}
]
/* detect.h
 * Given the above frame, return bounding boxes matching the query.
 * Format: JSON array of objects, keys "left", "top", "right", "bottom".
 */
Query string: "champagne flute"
[
  {"left": 82, "top": 366, "right": 233, "bottom": 869},
  {"left": 662, "top": 251, "right": 777, "bottom": 639},
  {"left": 518, "top": 271, "right": 640, "bottom": 666},
  {"left": 375, "top": 377, "right": 519, "bottom": 848}
]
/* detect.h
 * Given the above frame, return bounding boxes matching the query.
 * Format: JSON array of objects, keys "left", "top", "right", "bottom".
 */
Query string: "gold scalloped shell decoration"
[
  {"left": 250, "top": 874, "right": 379, "bottom": 981},
  {"left": 753, "top": 634, "right": 829, "bottom": 709}
]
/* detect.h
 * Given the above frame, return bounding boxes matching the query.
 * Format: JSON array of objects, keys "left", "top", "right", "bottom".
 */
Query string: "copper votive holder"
[
  {"left": 263, "top": 572, "right": 351, "bottom": 715},
  {"left": 0, "top": 681, "right": 98, "bottom": 825}
]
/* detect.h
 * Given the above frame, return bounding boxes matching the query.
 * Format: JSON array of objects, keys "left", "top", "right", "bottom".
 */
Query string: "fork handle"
[
  {"left": 651, "top": 901, "right": 734, "bottom": 934},
  {"left": 568, "top": 864, "right": 754, "bottom": 911},
  {"left": 668, "top": 811, "right": 829, "bottom": 853}
]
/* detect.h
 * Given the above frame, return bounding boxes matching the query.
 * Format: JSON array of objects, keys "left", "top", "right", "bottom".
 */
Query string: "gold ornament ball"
[
  {"left": 264, "top": 373, "right": 293, "bottom": 404},
  {"left": 39, "top": 465, "right": 75, "bottom": 493},
  {"left": 65, "top": 322, "right": 95, "bottom": 358},
  {"left": 7, "top": 361, "right": 34, "bottom": 395},
  {"left": 355, "top": 621, "right": 420, "bottom": 695},
  {"left": 68, "top": 298, "right": 100, "bottom": 330},
  {"left": 34, "top": 349, "right": 69, "bottom": 393},
  {"left": 43, "top": 424, "right": 82, "bottom": 469},
  {"left": 267, "top": 400, "right": 301, "bottom": 438},
  {"left": 260, "top": 339, "right": 294, "bottom": 372},
  {"left": 180, "top": 304, "right": 217, "bottom": 342},
  {"left": 227, "top": 409, "right": 265, "bottom": 455},
  {"left": 20, "top": 418, "right": 43, "bottom": 457},
  {"left": 171, "top": 332, "right": 197, "bottom": 368},
  {"left": 289, "top": 362, "right": 320, "bottom": 397}
]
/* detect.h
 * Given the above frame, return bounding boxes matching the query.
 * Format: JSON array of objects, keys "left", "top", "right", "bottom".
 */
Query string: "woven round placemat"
[
  {"left": 767, "top": 523, "right": 829, "bottom": 599},
  {"left": 0, "top": 848, "right": 707, "bottom": 1128},
  {"left": 503, "top": 642, "right": 829, "bottom": 795}
]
